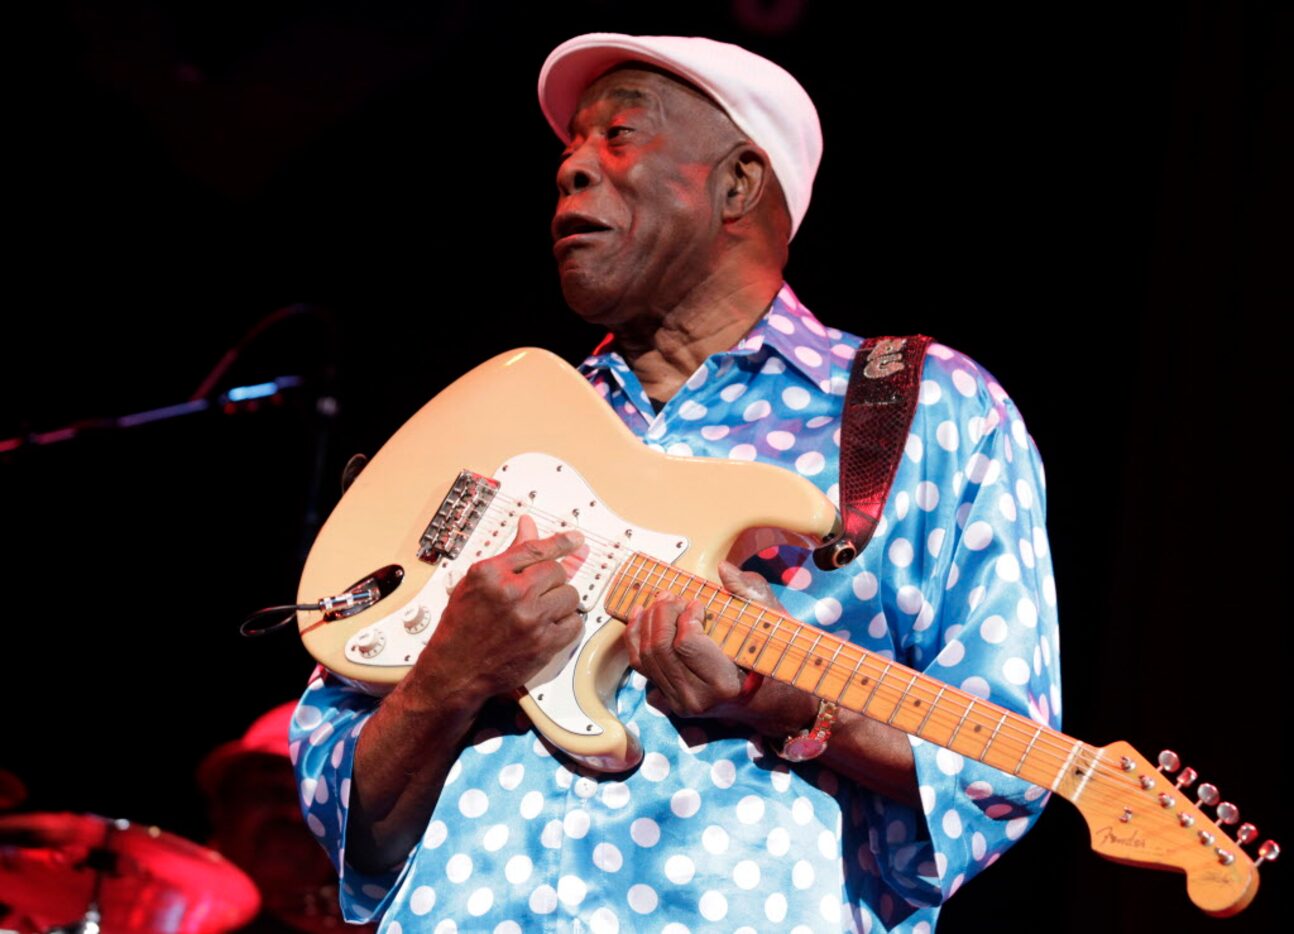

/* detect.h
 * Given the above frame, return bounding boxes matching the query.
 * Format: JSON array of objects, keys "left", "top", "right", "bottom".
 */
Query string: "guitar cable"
[{"left": 239, "top": 589, "right": 379, "bottom": 638}]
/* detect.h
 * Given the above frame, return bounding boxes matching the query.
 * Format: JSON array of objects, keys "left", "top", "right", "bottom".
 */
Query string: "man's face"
[{"left": 552, "top": 67, "right": 741, "bottom": 327}]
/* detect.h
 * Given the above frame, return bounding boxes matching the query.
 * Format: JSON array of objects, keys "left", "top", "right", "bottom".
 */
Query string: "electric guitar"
[{"left": 296, "top": 347, "right": 1272, "bottom": 916}]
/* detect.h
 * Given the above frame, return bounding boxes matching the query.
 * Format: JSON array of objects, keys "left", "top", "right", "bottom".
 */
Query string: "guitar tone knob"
[
  {"left": 1236, "top": 823, "right": 1258, "bottom": 845},
  {"left": 1157, "top": 749, "right": 1181, "bottom": 773},
  {"left": 1175, "top": 767, "right": 1198, "bottom": 790},
  {"left": 1196, "top": 783, "right": 1220, "bottom": 808},
  {"left": 1215, "top": 802, "right": 1240, "bottom": 826},
  {"left": 1254, "top": 840, "right": 1280, "bottom": 867}
]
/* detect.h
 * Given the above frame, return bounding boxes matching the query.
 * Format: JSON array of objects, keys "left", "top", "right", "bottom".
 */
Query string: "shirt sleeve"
[
  {"left": 856, "top": 348, "right": 1062, "bottom": 907},
  {"left": 290, "top": 667, "right": 414, "bottom": 923}
]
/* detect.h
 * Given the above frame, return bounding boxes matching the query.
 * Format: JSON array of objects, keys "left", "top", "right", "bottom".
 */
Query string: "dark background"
[{"left": 4, "top": 2, "right": 1289, "bottom": 931}]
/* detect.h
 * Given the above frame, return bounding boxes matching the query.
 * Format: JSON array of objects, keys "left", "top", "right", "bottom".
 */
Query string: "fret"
[
  {"left": 946, "top": 698, "right": 976, "bottom": 749},
  {"left": 1071, "top": 746, "right": 1103, "bottom": 802},
  {"left": 788, "top": 632, "right": 825, "bottom": 690},
  {"left": 708, "top": 591, "right": 738, "bottom": 644},
  {"left": 1011, "top": 726, "right": 1044, "bottom": 776},
  {"left": 977, "top": 712, "right": 1010, "bottom": 762},
  {"left": 913, "top": 684, "right": 946, "bottom": 738},
  {"left": 727, "top": 604, "right": 762, "bottom": 662},
  {"left": 769, "top": 618, "right": 806, "bottom": 682},
  {"left": 835, "top": 648, "right": 869, "bottom": 705},
  {"left": 1052, "top": 739, "right": 1083, "bottom": 793},
  {"left": 809, "top": 638, "right": 848, "bottom": 698},
  {"left": 748, "top": 611, "right": 784, "bottom": 674},
  {"left": 859, "top": 660, "right": 893, "bottom": 715},
  {"left": 886, "top": 673, "right": 919, "bottom": 725}
]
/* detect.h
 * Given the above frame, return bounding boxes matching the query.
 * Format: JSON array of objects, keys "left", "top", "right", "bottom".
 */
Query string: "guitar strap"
[{"left": 814, "top": 334, "right": 934, "bottom": 570}]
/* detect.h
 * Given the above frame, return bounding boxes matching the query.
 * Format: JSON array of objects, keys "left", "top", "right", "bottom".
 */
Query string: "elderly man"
[{"left": 293, "top": 34, "right": 1059, "bottom": 932}]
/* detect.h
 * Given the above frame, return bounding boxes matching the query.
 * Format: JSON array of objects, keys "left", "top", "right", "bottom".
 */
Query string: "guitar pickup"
[{"left": 418, "top": 470, "right": 501, "bottom": 562}]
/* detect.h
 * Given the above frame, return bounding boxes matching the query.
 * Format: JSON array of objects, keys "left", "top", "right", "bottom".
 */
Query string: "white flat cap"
[{"left": 538, "top": 33, "right": 822, "bottom": 239}]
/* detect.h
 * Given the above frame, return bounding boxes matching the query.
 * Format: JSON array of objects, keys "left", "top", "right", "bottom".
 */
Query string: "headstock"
[{"left": 1067, "top": 741, "right": 1274, "bottom": 916}]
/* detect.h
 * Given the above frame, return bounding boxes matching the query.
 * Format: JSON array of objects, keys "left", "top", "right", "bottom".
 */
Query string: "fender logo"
[
  {"left": 1095, "top": 825, "right": 1148, "bottom": 849},
  {"left": 863, "top": 338, "right": 907, "bottom": 379}
]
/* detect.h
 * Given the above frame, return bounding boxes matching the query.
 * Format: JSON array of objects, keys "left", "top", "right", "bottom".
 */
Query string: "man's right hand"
[{"left": 405, "top": 514, "right": 586, "bottom": 708}]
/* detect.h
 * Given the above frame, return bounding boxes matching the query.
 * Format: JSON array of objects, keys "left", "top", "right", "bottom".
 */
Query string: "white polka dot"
[
  {"left": 554, "top": 765, "right": 573, "bottom": 789},
  {"left": 1015, "top": 478, "right": 1035, "bottom": 509},
  {"left": 852, "top": 571, "right": 878, "bottom": 600},
  {"left": 588, "top": 908, "right": 619, "bottom": 934},
  {"left": 782, "top": 386, "right": 811, "bottom": 409},
  {"left": 888, "top": 538, "right": 914, "bottom": 567},
  {"left": 897, "top": 585, "right": 923, "bottom": 614},
  {"left": 914, "top": 601, "right": 935, "bottom": 631},
  {"left": 996, "top": 554, "right": 1021, "bottom": 582},
  {"left": 497, "top": 763, "right": 524, "bottom": 790},
  {"left": 593, "top": 842, "right": 623, "bottom": 873},
  {"left": 505, "top": 854, "right": 532, "bottom": 884},
  {"left": 963, "top": 521, "right": 994, "bottom": 551},
  {"left": 1019, "top": 537, "right": 1036, "bottom": 568},
  {"left": 968, "top": 585, "right": 986, "bottom": 609},
  {"left": 721, "top": 858, "right": 758, "bottom": 891},
  {"left": 936, "top": 420, "right": 960, "bottom": 452},
  {"left": 531, "top": 737, "right": 552, "bottom": 758},
  {"left": 700, "top": 424, "right": 729, "bottom": 441},
  {"left": 936, "top": 641, "right": 965, "bottom": 667},
  {"left": 729, "top": 443, "right": 757, "bottom": 461},
  {"left": 818, "top": 829, "right": 837, "bottom": 859},
  {"left": 894, "top": 490, "right": 910, "bottom": 519},
  {"left": 710, "top": 759, "right": 736, "bottom": 788},
  {"left": 519, "top": 791, "right": 543, "bottom": 820},
  {"left": 1033, "top": 526, "right": 1049, "bottom": 559},
  {"left": 761, "top": 429, "right": 794, "bottom": 452},
  {"left": 809, "top": 597, "right": 842, "bottom": 627},
  {"left": 952, "top": 369, "right": 977, "bottom": 397},
  {"left": 446, "top": 853, "right": 473, "bottom": 884},
  {"left": 630, "top": 818, "right": 660, "bottom": 847},
  {"left": 666, "top": 442, "right": 694, "bottom": 457},
  {"left": 636, "top": 751, "right": 669, "bottom": 782},
  {"left": 765, "top": 892, "right": 788, "bottom": 923},
  {"left": 695, "top": 890, "right": 727, "bottom": 922},
  {"left": 768, "top": 313, "right": 796, "bottom": 334},
  {"left": 1003, "top": 657, "right": 1031, "bottom": 685},
  {"left": 945, "top": 563, "right": 960, "bottom": 590},
  {"left": 557, "top": 874, "right": 587, "bottom": 906},
  {"left": 529, "top": 885, "right": 557, "bottom": 914},
  {"left": 482, "top": 823, "right": 509, "bottom": 852},
  {"left": 564, "top": 809, "right": 590, "bottom": 838},
  {"left": 458, "top": 788, "right": 488, "bottom": 819},
  {"left": 942, "top": 810, "right": 963, "bottom": 839},
  {"left": 433, "top": 921, "right": 456, "bottom": 934},
  {"left": 312, "top": 777, "right": 329, "bottom": 805},
  {"left": 665, "top": 854, "right": 696, "bottom": 884},
  {"left": 466, "top": 887, "right": 494, "bottom": 916},
  {"left": 410, "top": 885, "right": 436, "bottom": 915},
  {"left": 956, "top": 502, "right": 972, "bottom": 528},
  {"left": 294, "top": 705, "right": 322, "bottom": 731},
  {"left": 905, "top": 433, "right": 923, "bottom": 462},
  {"left": 794, "top": 346, "right": 823, "bottom": 368},
  {"left": 1017, "top": 597, "right": 1038, "bottom": 628},
  {"left": 1025, "top": 783, "right": 1048, "bottom": 802},
  {"left": 980, "top": 615, "right": 1008, "bottom": 644},
  {"left": 961, "top": 675, "right": 991, "bottom": 698},
  {"left": 678, "top": 400, "right": 708, "bottom": 421},
  {"left": 971, "top": 832, "right": 987, "bottom": 860},
  {"left": 417, "top": 820, "right": 446, "bottom": 850},
  {"left": 792, "top": 796, "right": 815, "bottom": 825},
  {"left": 792, "top": 859, "right": 816, "bottom": 889},
  {"left": 721, "top": 383, "right": 748, "bottom": 403},
  {"left": 743, "top": 399, "right": 772, "bottom": 421},
  {"left": 919, "top": 785, "right": 936, "bottom": 814},
  {"left": 540, "top": 820, "right": 563, "bottom": 848},
  {"left": 305, "top": 814, "right": 325, "bottom": 836},
  {"left": 795, "top": 450, "right": 825, "bottom": 476},
  {"left": 1006, "top": 817, "right": 1030, "bottom": 840},
  {"left": 807, "top": 414, "right": 833, "bottom": 428},
  {"left": 307, "top": 721, "right": 334, "bottom": 748},
  {"left": 820, "top": 895, "right": 842, "bottom": 923},
  {"left": 670, "top": 788, "right": 701, "bottom": 818},
  {"left": 736, "top": 794, "right": 766, "bottom": 824},
  {"left": 929, "top": 343, "right": 954, "bottom": 360},
  {"left": 628, "top": 884, "right": 658, "bottom": 914},
  {"left": 919, "top": 380, "right": 942, "bottom": 405},
  {"left": 927, "top": 528, "right": 946, "bottom": 557},
  {"left": 936, "top": 748, "right": 964, "bottom": 776},
  {"left": 1043, "top": 574, "right": 1057, "bottom": 607},
  {"left": 767, "top": 826, "right": 791, "bottom": 856},
  {"left": 783, "top": 566, "right": 812, "bottom": 590},
  {"left": 867, "top": 612, "right": 888, "bottom": 639}
]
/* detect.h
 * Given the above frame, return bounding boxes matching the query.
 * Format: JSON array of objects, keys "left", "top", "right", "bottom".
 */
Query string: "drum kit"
[{"left": 0, "top": 802, "right": 260, "bottom": 934}]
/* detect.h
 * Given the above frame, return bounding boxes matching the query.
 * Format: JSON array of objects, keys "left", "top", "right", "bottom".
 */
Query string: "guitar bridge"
[{"left": 418, "top": 470, "right": 500, "bottom": 562}]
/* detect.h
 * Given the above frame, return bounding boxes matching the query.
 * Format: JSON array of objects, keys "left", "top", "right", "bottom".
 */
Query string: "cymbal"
[{"left": 0, "top": 812, "right": 260, "bottom": 934}]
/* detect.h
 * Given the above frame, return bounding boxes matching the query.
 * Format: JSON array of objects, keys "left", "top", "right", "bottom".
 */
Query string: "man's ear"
[{"left": 719, "top": 144, "right": 771, "bottom": 222}]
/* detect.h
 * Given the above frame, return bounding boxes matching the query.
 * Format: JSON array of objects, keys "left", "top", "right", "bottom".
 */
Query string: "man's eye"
[{"left": 606, "top": 125, "right": 634, "bottom": 140}]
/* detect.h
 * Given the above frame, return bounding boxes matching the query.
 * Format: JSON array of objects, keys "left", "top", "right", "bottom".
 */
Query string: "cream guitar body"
[{"left": 296, "top": 347, "right": 1266, "bottom": 916}]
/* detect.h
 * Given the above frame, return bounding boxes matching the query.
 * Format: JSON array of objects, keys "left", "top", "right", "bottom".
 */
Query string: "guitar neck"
[{"left": 605, "top": 553, "right": 1101, "bottom": 801}]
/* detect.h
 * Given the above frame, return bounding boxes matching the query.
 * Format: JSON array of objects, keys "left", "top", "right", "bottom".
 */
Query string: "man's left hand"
[{"left": 623, "top": 560, "right": 817, "bottom": 737}]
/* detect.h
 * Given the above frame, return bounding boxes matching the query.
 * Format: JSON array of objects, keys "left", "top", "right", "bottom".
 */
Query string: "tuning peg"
[
  {"left": 1254, "top": 840, "right": 1280, "bottom": 867},
  {"left": 1215, "top": 802, "right": 1240, "bottom": 826},
  {"left": 1175, "top": 767, "right": 1198, "bottom": 790},
  {"left": 1196, "top": 783, "right": 1220, "bottom": 808},
  {"left": 1236, "top": 823, "right": 1258, "bottom": 845},
  {"left": 1157, "top": 749, "right": 1181, "bottom": 773}
]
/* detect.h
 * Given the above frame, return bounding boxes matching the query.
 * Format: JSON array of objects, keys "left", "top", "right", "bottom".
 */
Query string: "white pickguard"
[{"left": 343, "top": 452, "right": 688, "bottom": 736}]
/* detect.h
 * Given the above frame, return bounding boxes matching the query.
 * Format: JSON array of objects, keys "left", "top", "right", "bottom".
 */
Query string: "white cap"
[{"left": 538, "top": 33, "right": 822, "bottom": 239}]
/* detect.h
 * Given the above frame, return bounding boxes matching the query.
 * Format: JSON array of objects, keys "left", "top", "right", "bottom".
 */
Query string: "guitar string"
[{"left": 461, "top": 510, "right": 1219, "bottom": 804}]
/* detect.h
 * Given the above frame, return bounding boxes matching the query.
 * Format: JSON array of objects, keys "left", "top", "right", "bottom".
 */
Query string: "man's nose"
[{"left": 556, "top": 139, "right": 602, "bottom": 195}]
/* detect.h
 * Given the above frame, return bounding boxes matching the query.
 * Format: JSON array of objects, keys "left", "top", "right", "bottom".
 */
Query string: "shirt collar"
[{"left": 579, "top": 283, "right": 839, "bottom": 385}]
